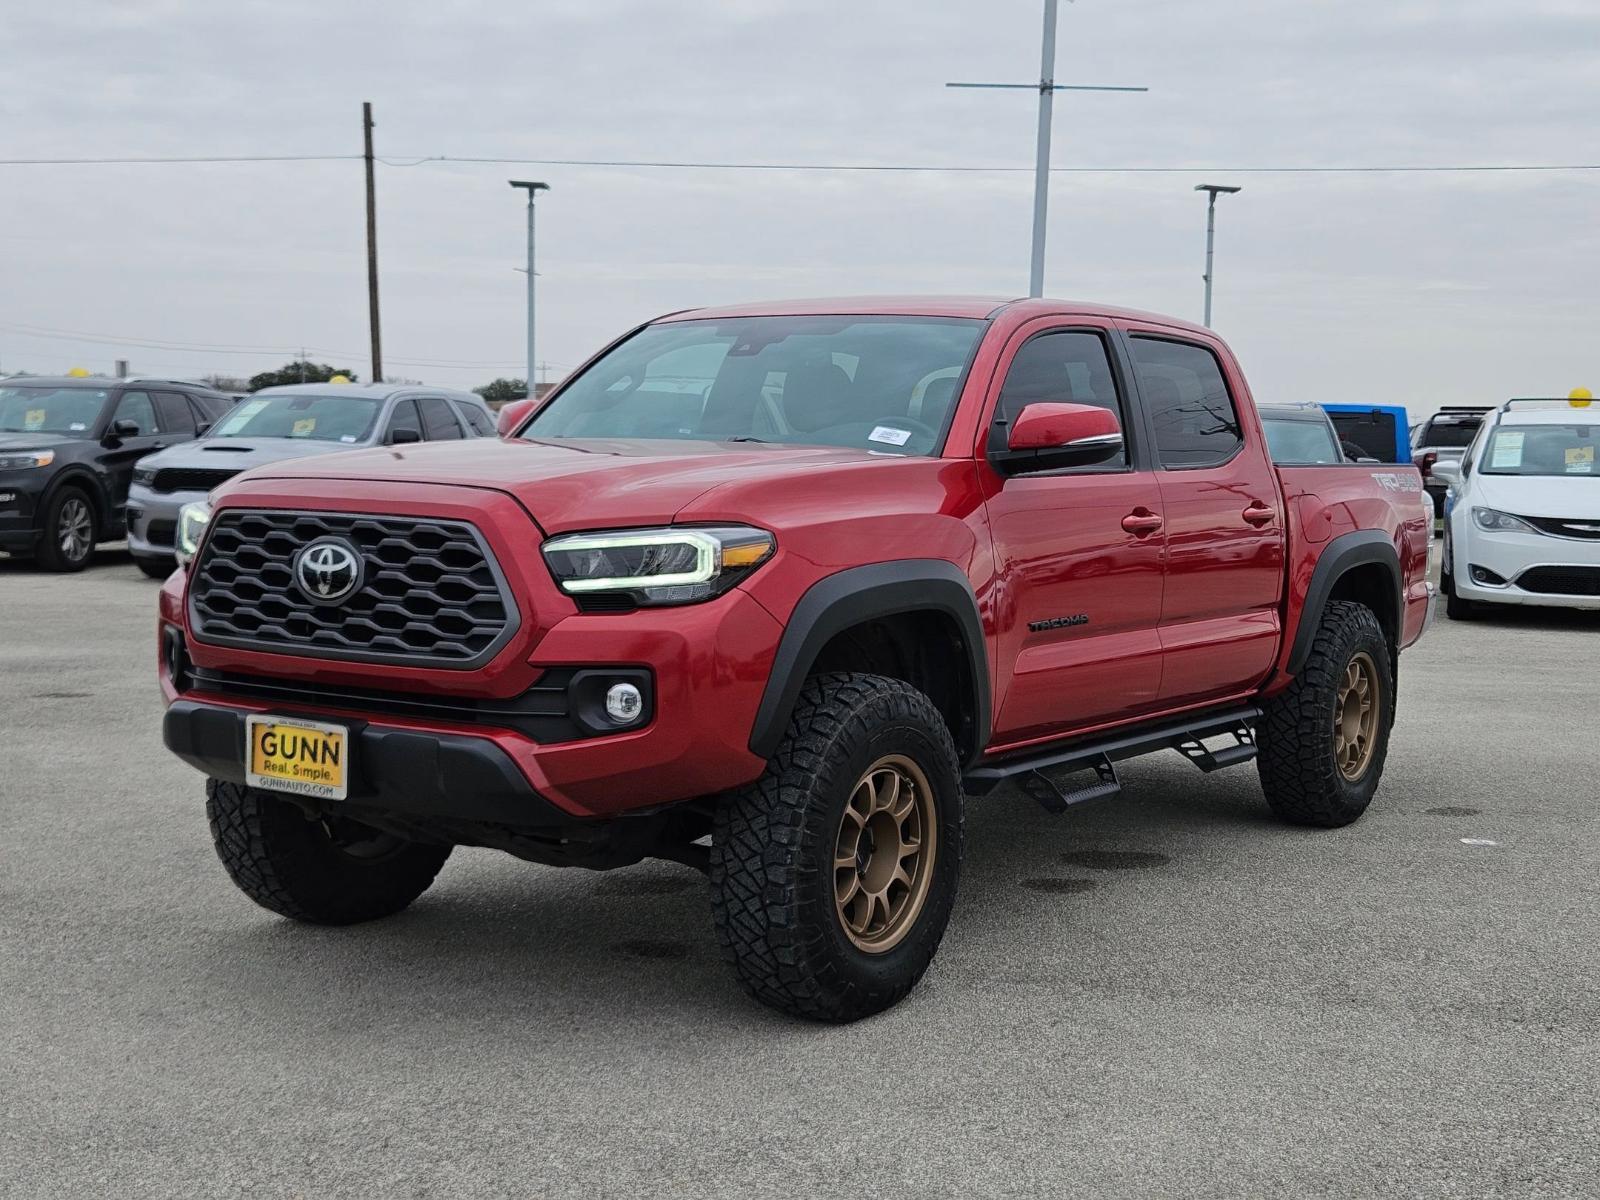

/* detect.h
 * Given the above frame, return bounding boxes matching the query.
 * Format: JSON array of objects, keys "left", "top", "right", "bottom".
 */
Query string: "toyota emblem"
[{"left": 293, "top": 538, "right": 364, "bottom": 604}]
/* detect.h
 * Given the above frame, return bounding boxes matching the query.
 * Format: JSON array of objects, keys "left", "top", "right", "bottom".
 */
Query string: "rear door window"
[
  {"left": 419, "top": 397, "right": 463, "bottom": 441},
  {"left": 386, "top": 399, "right": 423, "bottom": 442},
  {"left": 153, "top": 391, "right": 197, "bottom": 435},
  {"left": 455, "top": 400, "right": 495, "bottom": 436},
  {"left": 1129, "top": 338, "right": 1243, "bottom": 468}
]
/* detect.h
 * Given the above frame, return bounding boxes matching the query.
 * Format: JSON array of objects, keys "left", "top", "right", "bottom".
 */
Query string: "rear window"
[
  {"left": 1419, "top": 417, "right": 1480, "bottom": 449},
  {"left": 1328, "top": 410, "right": 1401, "bottom": 462}
]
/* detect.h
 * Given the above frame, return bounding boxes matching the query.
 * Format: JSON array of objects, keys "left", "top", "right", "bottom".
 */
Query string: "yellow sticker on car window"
[
  {"left": 292, "top": 417, "right": 316, "bottom": 435},
  {"left": 23, "top": 408, "right": 46, "bottom": 430},
  {"left": 1566, "top": 445, "right": 1594, "bottom": 473}
]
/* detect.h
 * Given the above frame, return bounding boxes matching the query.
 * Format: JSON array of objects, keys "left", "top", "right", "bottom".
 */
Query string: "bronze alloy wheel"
[
  {"left": 1334, "top": 651, "right": 1381, "bottom": 781},
  {"left": 833, "top": 754, "right": 938, "bottom": 954}
]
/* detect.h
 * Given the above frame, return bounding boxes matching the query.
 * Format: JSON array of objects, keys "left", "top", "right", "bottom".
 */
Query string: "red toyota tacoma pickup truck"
[{"left": 158, "top": 297, "right": 1432, "bottom": 1021}]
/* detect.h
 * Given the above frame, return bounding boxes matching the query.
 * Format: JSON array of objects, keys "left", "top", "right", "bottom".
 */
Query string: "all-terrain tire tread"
[
  {"left": 709, "top": 673, "right": 962, "bottom": 1022},
  {"left": 1256, "top": 601, "right": 1392, "bottom": 828}
]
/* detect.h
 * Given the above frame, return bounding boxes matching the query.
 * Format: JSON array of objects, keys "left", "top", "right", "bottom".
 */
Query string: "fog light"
[
  {"left": 1470, "top": 564, "right": 1508, "bottom": 587},
  {"left": 605, "top": 682, "right": 644, "bottom": 724}
]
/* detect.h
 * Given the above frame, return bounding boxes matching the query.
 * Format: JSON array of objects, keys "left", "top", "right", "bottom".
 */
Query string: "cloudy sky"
[{"left": 4, "top": 0, "right": 1597, "bottom": 411}]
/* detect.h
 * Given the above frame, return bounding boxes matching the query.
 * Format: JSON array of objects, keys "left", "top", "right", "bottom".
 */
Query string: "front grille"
[
  {"left": 147, "top": 519, "right": 176, "bottom": 548},
  {"left": 151, "top": 467, "right": 241, "bottom": 494},
  {"left": 1516, "top": 566, "right": 1600, "bottom": 596},
  {"left": 1520, "top": 514, "right": 1600, "bottom": 541},
  {"left": 189, "top": 509, "right": 519, "bottom": 668}
]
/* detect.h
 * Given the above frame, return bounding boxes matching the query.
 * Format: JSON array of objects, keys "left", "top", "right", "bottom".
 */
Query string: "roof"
[
  {"left": 658, "top": 295, "right": 1213, "bottom": 333},
  {"left": 251, "top": 382, "right": 484, "bottom": 402},
  {"left": 1257, "top": 402, "right": 1332, "bottom": 422},
  {"left": 1490, "top": 401, "right": 1600, "bottom": 426},
  {"left": 1, "top": 375, "right": 224, "bottom": 392}
]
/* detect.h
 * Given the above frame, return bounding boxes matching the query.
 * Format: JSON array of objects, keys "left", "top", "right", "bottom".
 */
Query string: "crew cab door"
[
  {"left": 981, "top": 319, "right": 1166, "bottom": 744},
  {"left": 1120, "top": 326, "right": 1285, "bottom": 705}
]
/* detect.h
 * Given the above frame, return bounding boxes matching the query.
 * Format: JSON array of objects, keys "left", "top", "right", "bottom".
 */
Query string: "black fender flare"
[
  {"left": 747, "top": 559, "right": 990, "bottom": 767},
  {"left": 1287, "top": 529, "right": 1402, "bottom": 675},
  {"left": 39, "top": 466, "right": 113, "bottom": 534}
]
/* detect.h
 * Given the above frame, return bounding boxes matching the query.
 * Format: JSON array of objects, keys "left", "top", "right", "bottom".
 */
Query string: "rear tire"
[
  {"left": 206, "top": 779, "right": 451, "bottom": 924},
  {"left": 36, "top": 487, "right": 96, "bottom": 572},
  {"left": 710, "top": 673, "right": 964, "bottom": 1022},
  {"left": 1257, "top": 601, "right": 1393, "bottom": 828},
  {"left": 134, "top": 555, "right": 174, "bottom": 580}
]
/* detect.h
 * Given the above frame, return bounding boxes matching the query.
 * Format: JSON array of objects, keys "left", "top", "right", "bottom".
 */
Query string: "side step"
[
  {"left": 1018, "top": 756, "right": 1121, "bottom": 815},
  {"left": 962, "top": 703, "right": 1262, "bottom": 798}
]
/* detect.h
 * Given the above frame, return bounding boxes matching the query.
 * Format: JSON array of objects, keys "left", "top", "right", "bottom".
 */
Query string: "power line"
[{"left": 0, "top": 152, "right": 1596, "bottom": 174}]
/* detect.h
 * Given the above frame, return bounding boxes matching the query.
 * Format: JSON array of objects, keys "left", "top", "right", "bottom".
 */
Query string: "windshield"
[
  {"left": 1480, "top": 424, "right": 1598, "bottom": 477},
  {"left": 1263, "top": 417, "right": 1342, "bottom": 465},
  {"left": 0, "top": 386, "right": 108, "bottom": 437},
  {"left": 210, "top": 393, "right": 381, "bottom": 443},
  {"left": 523, "top": 316, "right": 986, "bottom": 456}
]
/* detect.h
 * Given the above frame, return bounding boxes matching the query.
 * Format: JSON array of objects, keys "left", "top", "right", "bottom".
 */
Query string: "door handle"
[
  {"left": 1121, "top": 509, "right": 1163, "bottom": 536},
  {"left": 1242, "top": 502, "right": 1277, "bottom": 526}
]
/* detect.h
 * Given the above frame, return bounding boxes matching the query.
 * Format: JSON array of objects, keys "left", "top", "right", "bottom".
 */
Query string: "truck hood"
[
  {"left": 1473, "top": 473, "right": 1600, "bottom": 518},
  {"left": 241, "top": 436, "right": 904, "bottom": 532},
  {"left": 140, "top": 437, "right": 360, "bottom": 471}
]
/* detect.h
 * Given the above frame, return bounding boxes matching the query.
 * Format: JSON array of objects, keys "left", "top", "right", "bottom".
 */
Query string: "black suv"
[{"left": 0, "top": 376, "right": 233, "bottom": 571}]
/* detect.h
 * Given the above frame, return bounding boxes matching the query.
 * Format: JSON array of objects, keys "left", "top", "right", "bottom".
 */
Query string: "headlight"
[
  {"left": 1472, "top": 507, "right": 1538, "bottom": 534},
  {"left": 175, "top": 500, "right": 213, "bottom": 566},
  {"left": 132, "top": 466, "right": 157, "bottom": 486},
  {"left": 542, "top": 525, "right": 775, "bottom": 606},
  {"left": 0, "top": 450, "right": 54, "bottom": 470}
]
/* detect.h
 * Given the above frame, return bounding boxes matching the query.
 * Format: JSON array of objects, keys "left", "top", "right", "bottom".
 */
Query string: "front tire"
[
  {"left": 710, "top": 673, "right": 964, "bottom": 1022},
  {"left": 1257, "top": 601, "right": 1393, "bottom": 828},
  {"left": 206, "top": 780, "right": 452, "bottom": 924},
  {"left": 36, "top": 486, "right": 96, "bottom": 572}
]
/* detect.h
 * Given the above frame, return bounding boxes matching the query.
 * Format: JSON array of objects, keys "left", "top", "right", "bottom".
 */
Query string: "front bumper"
[
  {"left": 0, "top": 481, "right": 40, "bottom": 549},
  {"left": 125, "top": 482, "right": 198, "bottom": 561},
  {"left": 159, "top": 564, "right": 784, "bottom": 820},
  {"left": 1452, "top": 521, "right": 1600, "bottom": 609}
]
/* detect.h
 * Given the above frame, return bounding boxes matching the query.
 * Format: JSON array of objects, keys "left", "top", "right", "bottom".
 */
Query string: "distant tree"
[
  {"left": 200, "top": 374, "right": 249, "bottom": 391},
  {"left": 248, "top": 361, "right": 358, "bottom": 391},
  {"left": 474, "top": 377, "right": 528, "bottom": 405}
]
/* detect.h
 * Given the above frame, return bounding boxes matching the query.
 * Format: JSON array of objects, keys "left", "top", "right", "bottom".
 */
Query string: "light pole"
[
  {"left": 1195, "top": 183, "right": 1241, "bottom": 327},
  {"left": 509, "top": 180, "right": 549, "bottom": 397},
  {"left": 948, "top": 1, "right": 1147, "bottom": 297}
]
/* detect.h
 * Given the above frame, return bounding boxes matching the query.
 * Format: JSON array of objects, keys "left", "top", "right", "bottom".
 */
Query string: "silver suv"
[{"left": 126, "top": 383, "right": 496, "bottom": 577}]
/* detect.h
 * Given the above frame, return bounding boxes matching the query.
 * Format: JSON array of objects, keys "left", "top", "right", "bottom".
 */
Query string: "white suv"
[{"left": 1443, "top": 398, "right": 1600, "bottom": 617}]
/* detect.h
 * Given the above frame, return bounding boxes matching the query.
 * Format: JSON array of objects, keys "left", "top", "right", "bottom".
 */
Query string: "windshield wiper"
[{"left": 725, "top": 436, "right": 768, "bottom": 443}]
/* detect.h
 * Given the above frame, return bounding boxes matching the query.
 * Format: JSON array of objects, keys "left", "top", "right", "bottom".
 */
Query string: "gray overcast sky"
[{"left": 4, "top": 0, "right": 1597, "bottom": 412}]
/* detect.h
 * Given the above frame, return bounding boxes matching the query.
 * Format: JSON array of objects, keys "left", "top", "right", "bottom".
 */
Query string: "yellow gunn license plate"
[{"left": 246, "top": 715, "right": 349, "bottom": 801}]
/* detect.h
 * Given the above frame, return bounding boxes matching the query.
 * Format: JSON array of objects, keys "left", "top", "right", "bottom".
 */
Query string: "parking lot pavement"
[{"left": 2, "top": 550, "right": 1596, "bottom": 1199}]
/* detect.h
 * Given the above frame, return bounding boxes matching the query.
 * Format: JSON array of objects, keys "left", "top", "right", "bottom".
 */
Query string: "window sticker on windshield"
[
  {"left": 869, "top": 425, "right": 912, "bottom": 447},
  {"left": 292, "top": 418, "right": 317, "bottom": 436},
  {"left": 340, "top": 435, "right": 357, "bottom": 443},
  {"left": 1566, "top": 445, "right": 1594, "bottom": 473},
  {"left": 1490, "top": 431, "right": 1523, "bottom": 468},
  {"left": 69, "top": 422, "right": 87, "bottom": 432},
  {"left": 23, "top": 409, "right": 46, "bottom": 431},
  {"left": 235, "top": 399, "right": 269, "bottom": 419}
]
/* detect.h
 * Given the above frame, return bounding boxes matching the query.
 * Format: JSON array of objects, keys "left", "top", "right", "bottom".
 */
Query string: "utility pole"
[
  {"left": 509, "top": 180, "right": 549, "bottom": 399},
  {"left": 1194, "top": 184, "right": 1242, "bottom": 327},
  {"left": 948, "top": 1, "right": 1147, "bottom": 297},
  {"left": 363, "top": 102, "right": 383, "bottom": 383}
]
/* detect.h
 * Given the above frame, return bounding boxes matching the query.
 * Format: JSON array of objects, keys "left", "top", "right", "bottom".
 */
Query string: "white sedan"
[{"left": 1443, "top": 400, "right": 1600, "bottom": 617}]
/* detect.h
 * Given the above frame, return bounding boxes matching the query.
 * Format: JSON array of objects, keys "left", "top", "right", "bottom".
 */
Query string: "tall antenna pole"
[
  {"left": 363, "top": 102, "right": 383, "bottom": 383},
  {"left": 948, "top": 2, "right": 1147, "bottom": 297},
  {"left": 509, "top": 181, "right": 549, "bottom": 399},
  {"left": 1028, "top": 0, "right": 1060, "bottom": 299}
]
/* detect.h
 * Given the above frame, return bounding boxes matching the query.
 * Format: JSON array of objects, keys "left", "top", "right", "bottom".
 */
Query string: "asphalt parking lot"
[{"left": 2, "top": 548, "right": 1597, "bottom": 1198}]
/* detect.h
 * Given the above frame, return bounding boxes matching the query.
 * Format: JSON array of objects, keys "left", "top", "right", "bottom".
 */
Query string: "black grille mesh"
[
  {"left": 151, "top": 467, "right": 242, "bottom": 493},
  {"left": 1516, "top": 566, "right": 1600, "bottom": 596},
  {"left": 189, "top": 510, "right": 517, "bottom": 667}
]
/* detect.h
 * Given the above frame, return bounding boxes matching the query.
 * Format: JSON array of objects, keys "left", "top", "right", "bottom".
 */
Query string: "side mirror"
[
  {"left": 994, "top": 402, "right": 1123, "bottom": 474},
  {"left": 1431, "top": 459, "right": 1460, "bottom": 486},
  {"left": 388, "top": 427, "right": 422, "bottom": 446},
  {"left": 112, "top": 419, "right": 141, "bottom": 438},
  {"left": 497, "top": 397, "right": 536, "bottom": 437},
  {"left": 195, "top": 422, "right": 212, "bottom": 437}
]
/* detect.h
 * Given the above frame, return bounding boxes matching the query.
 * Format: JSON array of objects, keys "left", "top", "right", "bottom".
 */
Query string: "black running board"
[{"left": 963, "top": 704, "right": 1263, "bottom": 797}]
